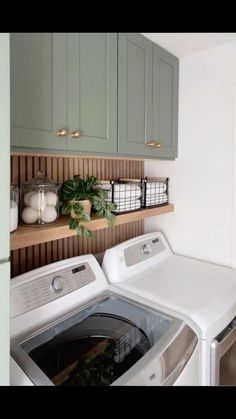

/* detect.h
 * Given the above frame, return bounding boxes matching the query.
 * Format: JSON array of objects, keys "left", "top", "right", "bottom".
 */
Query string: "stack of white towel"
[
  {"left": 97, "top": 183, "right": 142, "bottom": 213},
  {"left": 142, "top": 181, "right": 168, "bottom": 207}
]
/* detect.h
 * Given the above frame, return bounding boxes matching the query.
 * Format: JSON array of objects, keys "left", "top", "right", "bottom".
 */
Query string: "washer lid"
[
  {"left": 11, "top": 294, "right": 182, "bottom": 386},
  {"left": 113, "top": 254, "right": 236, "bottom": 340}
]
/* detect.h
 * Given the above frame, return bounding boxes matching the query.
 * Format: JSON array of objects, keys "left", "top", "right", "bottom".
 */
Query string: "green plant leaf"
[
  {"left": 69, "top": 218, "right": 79, "bottom": 230},
  {"left": 60, "top": 180, "right": 75, "bottom": 194},
  {"left": 106, "top": 211, "right": 116, "bottom": 227},
  {"left": 106, "top": 202, "right": 117, "bottom": 211},
  {"left": 93, "top": 202, "right": 103, "bottom": 212},
  {"left": 79, "top": 213, "right": 91, "bottom": 222},
  {"left": 61, "top": 202, "right": 72, "bottom": 215},
  {"left": 90, "top": 195, "right": 101, "bottom": 206},
  {"left": 86, "top": 176, "right": 97, "bottom": 191},
  {"left": 76, "top": 224, "right": 93, "bottom": 239},
  {"left": 95, "top": 189, "right": 106, "bottom": 199},
  {"left": 72, "top": 203, "right": 83, "bottom": 215},
  {"left": 76, "top": 224, "right": 83, "bottom": 235},
  {"left": 83, "top": 228, "right": 93, "bottom": 239},
  {"left": 95, "top": 209, "right": 104, "bottom": 217}
]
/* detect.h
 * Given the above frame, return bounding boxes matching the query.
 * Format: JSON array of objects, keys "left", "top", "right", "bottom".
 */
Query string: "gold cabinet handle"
[
  {"left": 71, "top": 130, "right": 81, "bottom": 139},
  {"left": 146, "top": 140, "right": 161, "bottom": 148},
  {"left": 146, "top": 140, "right": 156, "bottom": 147},
  {"left": 56, "top": 128, "right": 68, "bottom": 137}
]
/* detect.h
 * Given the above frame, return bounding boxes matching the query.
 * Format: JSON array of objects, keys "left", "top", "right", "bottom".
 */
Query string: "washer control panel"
[
  {"left": 124, "top": 237, "right": 166, "bottom": 267},
  {"left": 11, "top": 262, "right": 95, "bottom": 317}
]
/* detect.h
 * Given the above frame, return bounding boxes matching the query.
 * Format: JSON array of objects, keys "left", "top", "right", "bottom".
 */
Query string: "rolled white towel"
[
  {"left": 113, "top": 183, "right": 140, "bottom": 192},
  {"left": 95, "top": 183, "right": 142, "bottom": 200},
  {"left": 142, "top": 193, "right": 168, "bottom": 205},
  {"left": 145, "top": 186, "right": 166, "bottom": 196},
  {"left": 144, "top": 193, "right": 168, "bottom": 206},
  {"left": 107, "top": 189, "right": 141, "bottom": 200},
  {"left": 144, "top": 182, "right": 167, "bottom": 193},
  {"left": 113, "top": 199, "right": 141, "bottom": 213}
]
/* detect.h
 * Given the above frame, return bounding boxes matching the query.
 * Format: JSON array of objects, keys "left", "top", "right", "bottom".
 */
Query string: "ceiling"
[{"left": 142, "top": 33, "right": 236, "bottom": 57}]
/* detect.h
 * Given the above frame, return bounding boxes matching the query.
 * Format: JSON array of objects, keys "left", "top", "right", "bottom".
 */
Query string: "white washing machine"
[
  {"left": 102, "top": 232, "right": 236, "bottom": 385},
  {"left": 10, "top": 253, "right": 199, "bottom": 386}
]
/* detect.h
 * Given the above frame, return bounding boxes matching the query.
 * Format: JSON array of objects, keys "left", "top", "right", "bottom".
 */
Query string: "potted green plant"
[{"left": 59, "top": 175, "right": 116, "bottom": 238}]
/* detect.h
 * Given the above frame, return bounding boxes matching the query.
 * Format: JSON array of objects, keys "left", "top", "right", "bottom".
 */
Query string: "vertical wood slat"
[
  {"left": 26, "top": 246, "right": 33, "bottom": 272},
  {"left": 10, "top": 154, "right": 144, "bottom": 278}
]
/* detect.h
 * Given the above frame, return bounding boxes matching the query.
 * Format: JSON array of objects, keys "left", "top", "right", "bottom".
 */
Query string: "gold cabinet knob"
[
  {"left": 56, "top": 128, "right": 68, "bottom": 137},
  {"left": 146, "top": 140, "right": 156, "bottom": 147},
  {"left": 71, "top": 130, "right": 81, "bottom": 139},
  {"left": 154, "top": 142, "right": 161, "bottom": 148}
]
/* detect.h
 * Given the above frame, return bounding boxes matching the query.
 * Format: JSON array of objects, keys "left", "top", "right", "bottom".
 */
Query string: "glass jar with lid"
[{"left": 20, "top": 170, "right": 59, "bottom": 226}]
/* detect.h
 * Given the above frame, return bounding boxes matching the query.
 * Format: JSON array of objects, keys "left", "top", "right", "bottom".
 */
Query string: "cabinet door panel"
[
  {"left": 152, "top": 45, "right": 179, "bottom": 159},
  {"left": 0, "top": 34, "right": 10, "bottom": 261},
  {"left": 0, "top": 262, "right": 10, "bottom": 385},
  {"left": 11, "top": 33, "right": 67, "bottom": 150},
  {"left": 67, "top": 33, "right": 117, "bottom": 153},
  {"left": 118, "top": 33, "right": 153, "bottom": 156}
]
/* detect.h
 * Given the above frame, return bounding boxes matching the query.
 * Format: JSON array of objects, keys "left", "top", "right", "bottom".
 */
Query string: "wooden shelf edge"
[{"left": 10, "top": 204, "right": 174, "bottom": 251}]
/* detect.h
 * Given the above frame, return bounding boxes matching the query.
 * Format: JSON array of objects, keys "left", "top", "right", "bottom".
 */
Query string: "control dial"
[
  {"left": 50, "top": 276, "right": 64, "bottom": 293},
  {"left": 141, "top": 243, "right": 152, "bottom": 255}
]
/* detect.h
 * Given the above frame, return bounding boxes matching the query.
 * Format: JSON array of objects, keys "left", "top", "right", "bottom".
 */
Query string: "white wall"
[
  {"left": 0, "top": 33, "right": 10, "bottom": 385},
  {"left": 145, "top": 40, "right": 236, "bottom": 268}
]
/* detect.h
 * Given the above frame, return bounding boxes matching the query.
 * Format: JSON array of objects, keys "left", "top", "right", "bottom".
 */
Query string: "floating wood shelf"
[{"left": 10, "top": 204, "right": 174, "bottom": 251}]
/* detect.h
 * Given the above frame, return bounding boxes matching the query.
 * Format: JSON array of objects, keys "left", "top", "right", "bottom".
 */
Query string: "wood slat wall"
[{"left": 11, "top": 153, "right": 144, "bottom": 277}]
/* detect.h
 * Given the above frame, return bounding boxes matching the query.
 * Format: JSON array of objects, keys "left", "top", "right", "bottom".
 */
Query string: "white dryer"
[
  {"left": 10, "top": 253, "right": 198, "bottom": 386},
  {"left": 102, "top": 232, "right": 236, "bottom": 385}
]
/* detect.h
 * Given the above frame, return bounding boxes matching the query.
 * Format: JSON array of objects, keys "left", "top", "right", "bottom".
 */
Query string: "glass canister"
[
  {"left": 20, "top": 170, "right": 59, "bottom": 226},
  {"left": 10, "top": 184, "right": 19, "bottom": 233}
]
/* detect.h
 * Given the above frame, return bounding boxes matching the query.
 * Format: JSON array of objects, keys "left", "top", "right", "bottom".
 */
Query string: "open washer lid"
[{"left": 11, "top": 293, "right": 193, "bottom": 386}]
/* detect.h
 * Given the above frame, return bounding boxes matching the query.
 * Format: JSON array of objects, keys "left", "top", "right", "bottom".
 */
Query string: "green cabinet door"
[
  {"left": 118, "top": 33, "right": 153, "bottom": 157},
  {"left": 0, "top": 33, "right": 10, "bottom": 262},
  {"left": 10, "top": 33, "right": 179, "bottom": 159},
  {"left": 67, "top": 33, "right": 117, "bottom": 154},
  {"left": 10, "top": 33, "right": 67, "bottom": 150},
  {"left": 152, "top": 44, "right": 179, "bottom": 159}
]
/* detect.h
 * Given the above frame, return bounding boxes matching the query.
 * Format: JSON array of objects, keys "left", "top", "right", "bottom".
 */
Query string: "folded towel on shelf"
[
  {"left": 110, "top": 199, "right": 141, "bottom": 213},
  {"left": 144, "top": 182, "right": 167, "bottom": 194},
  {"left": 143, "top": 193, "right": 168, "bottom": 206},
  {"left": 107, "top": 190, "right": 141, "bottom": 200},
  {"left": 101, "top": 184, "right": 142, "bottom": 200}
]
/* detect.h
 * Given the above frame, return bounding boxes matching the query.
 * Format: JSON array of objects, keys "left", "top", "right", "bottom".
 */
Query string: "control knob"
[
  {"left": 141, "top": 243, "right": 152, "bottom": 255},
  {"left": 50, "top": 276, "right": 64, "bottom": 293}
]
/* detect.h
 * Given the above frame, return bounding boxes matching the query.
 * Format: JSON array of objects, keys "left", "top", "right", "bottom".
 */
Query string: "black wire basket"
[
  {"left": 95, "top": 178, "right": 142, "bottom": 214},
  {"left": 141, "top": 177, "right": 169, "bottom": 208}
]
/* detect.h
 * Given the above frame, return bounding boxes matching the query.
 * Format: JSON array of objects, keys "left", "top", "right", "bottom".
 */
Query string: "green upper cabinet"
[
  {"left": 152, "top": 44, "right": 179, "bottom": 159},
  {"left": 10, "top": 33, "right": 67, "bottom": 150},
  {"left": 10, "top": 33, "right": 179, "bottom": 159},
  {"left": 10, "top": 33, "right": 117, "bottom": 154},
  {"left": 118, "top": 33, "right": 179, "bottom": 159},
  {"left": 67, "top": 33, "right": 117, "bottom": 154},
  {"left": 118, "top": 33, "right": 153, "bottom": 157}
]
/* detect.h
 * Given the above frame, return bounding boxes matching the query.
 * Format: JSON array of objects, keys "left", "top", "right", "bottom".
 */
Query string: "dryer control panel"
[
  {"left": 102, "top": 232, "right": 173, "bottom": 283},
  {"left": 11, "top": 262, "right": 95, "bottom": 317},
  {"left": 124, "top": 237, "right": 166, "bottom": 267}
]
